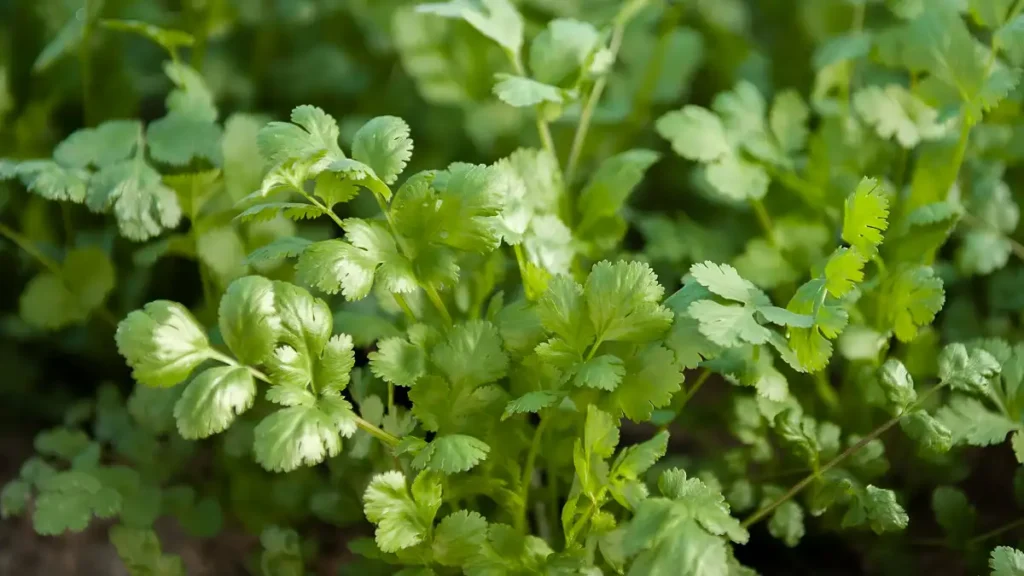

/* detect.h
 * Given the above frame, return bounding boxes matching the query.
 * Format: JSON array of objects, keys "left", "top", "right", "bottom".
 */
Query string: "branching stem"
[{"left": 741, "top": 382, "right": 948, "bottom": 529}]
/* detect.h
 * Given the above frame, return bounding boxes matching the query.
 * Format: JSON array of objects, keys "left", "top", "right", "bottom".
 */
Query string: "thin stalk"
[
  {"left": 750, "top": 198, "right": 778, "bottom": 246},
  {"left": 516, "top": 416, "right": 550, "bottom": 532},
  {"left": 513, "top": 243, "right": 530, "bottom": 289},
  {"left": 207, "top": 349, "right": 401, "bottom": 446},
  {"left": 80, "top": 0, "right": 95, "bottom": 126},
  {"left": 189, "top": 176, "right": 216, "bottom": 309},
  {"left": 814, "top": 371, "right": 840, "bottom": 411},
  {"left": 742, "top": 382, "right": 948, "bottom": 529},
  {"left": 189, "top": 0, "right": 210, "bottom": 72},
  {"left": 509, "top": 52, "right": 559, "bottom": 169},
  {"left": 564, "top": 20, "right": 626, "bottom": 187},
  {"left": 678, "top": 368, "right": 711, "bottom": 409},
  {"left": 0, "top": 222, "right": 118, "bottom": 327},
  {"left": 424, "top": 284, "right": 453, "bottom": 326},
  {"left": 970, "top": 517, "right": 1024, "bottom": 545}
]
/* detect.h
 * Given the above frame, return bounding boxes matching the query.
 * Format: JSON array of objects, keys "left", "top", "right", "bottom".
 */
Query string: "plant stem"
[
  {"left": 678, "top": 368, "right": 711, "bottom": 409},
  {"left": 516, "top": 415, "right": 550, "bottom": 532},
  {"left": 750, "top": 198, "right": 778, "bottom": 246},
  {"left": 189, "top": 175, "right": 216, "bottom": 310},
  {"left": 509, "top": 52, "right": 559, "bottom": 171},
  {"left": 0, "top": 222, "right": 118, "bottom": 327},
  {"left": 564, "top": 19, "right": 626, "bottom": 187},
  {"left": 741, "top": 382, "right": 949, "bottom": 529},
  {"left": 80, "top": 0, "right": 95, "bottom": 126},
  {"left": 424, "top": 284, "right": 453, "bottom": 326},
  {"left": 970, "top": 517, "right": 1024, "bottom": 545},
  {"left": 207, "top": 349, "right": 401, "bottom": 446}
]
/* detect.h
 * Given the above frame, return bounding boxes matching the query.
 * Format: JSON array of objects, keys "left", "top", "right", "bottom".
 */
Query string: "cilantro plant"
[{"left": 4, "top": 1, "right": 1024, "bottom": 575}]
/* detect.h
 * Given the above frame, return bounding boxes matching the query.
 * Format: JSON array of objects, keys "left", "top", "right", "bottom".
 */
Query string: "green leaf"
[
  {"left": 101, "top": 19, "right": 195, "bottom": 53},
  {"left": 503, "top": 391, "right": 560, "bottom": 420},
  {"left": 881, "top": 265, "right": 945, "bottom": 342},
  {"left": 854, "top": 85, "right": 948, "bottom": 148},
  {"left": 316, "top": 334, "right": 356, "bottom": 394},
  {"left": 247, "top": 237, "right": 312, "bottom": 266},
  {"left": 110, "top": 525, "right": 185, "bottom": 576},
  {"left": 369, "top": 336, "right": 427, "bottom": 387},
  {"left": 932, "top": 486, "right": 976, "bottom": 546},
  {"left": 529, "top": 19, "right": 600, "bottom": 86},
  {"left": 351, "top": 116, "right": 414, "bottom": 186},
  {"left": 612, "top": 430, "right": 669, "bottom": 481},
  {"left": 9, "top": 161, "right": 90, "bottom": 202},
  {"left": 433, "top": 510, "right": 488, "bottom": 566},
  {"left": 493, "top": 75, "right": 565, "bottom": 107},
  {"left": 768, "top": 501, "right": 805, "bottom": 548},
  {"left": 173, "top": 366, "right": 256, "bottom": 439},
  {"left": 363, "top": 470, "right": 442, "bottom": 553},
  {"left": 235, "top": 202, "right": 323, "bottom": 223},
  {"left": 579, "top": 149, "right": 660, "bottom": 230},
  {"left": 116, "top": 301, "right": 211, "bottom": 388},
  {"left": 939, "top": 343, "right": 1002, "bottom": 393},
  {"left": 842, "top": 177, "right": 889, "bottom": 255},
  {"left": 574, "top": 354, "right": 626, "bottom": 391},
  {"left": 432, "top": 320, "right": 509, "bottom": 388},
  {"left": 704, "top": 155, "right": 770, "bottom": 201},
  {"left": 900, "top": 411, "right": 953, "bottom": 454},
  {"left": 612, "top": 345, "right": 682, "bottom": 422},
  {"left": 87, "top": 157, "right": 184, "bottom": 242},
  {"left": 841, "top": 485, "right": 908, "bottom": 534},
  {"left": 878, "top": 359, "right": 917, "bottom": 414},
  {"left": 296, "top": 221, "right": 415, "bottom": 300},
  {"left": 656, "top": 106, "right": 731, "bottom": 162},
  {"left": 33, "top": 471, "right": 121, "bottom": 535},
  {"left": 258, "top": 105, "right": 344, "bottom": 167},
  {"left": 937, "top": 396, "right": 1019, "bottom": 446},
  {"left": 55, "top": 120, "right": 141, "bottom": 168},
  {"left": 411, "top": 434, "right": 490, "bottom": 474},
  {"left": 585, "top": 260, "right": 673, "bottom": 342},
  {"left": 260, "top": 525, "right": 304, "bottom": 576},
  {"left": 689, "top": 261, "right": 770, "bottom": 306},
  {"left": 417, "top": 0, "right": 524, "bottom": 54},
  {"left": 689, "top": 300, "right": 771, "bottom": 348},
  {"left": 253, "top": 396, "right": 358, "bottom": 472},
  {"left": 219, "top": 276, "right": 280, "bottom": 365},
  {"left": 147, "top": 114, "right": 222, "bottom": 167},
  {"left": 20, "top": 247, "right": 115, "bottom": 330},
  {"left": 1, "top": 480, "right": 30, "bottom": 518},
  {"left": 992, "top": 546, "right": 1024, "bottom": 576},
  {"left": 823, "top": 247, "right": 867, "bottom": 298},
  {"left": 769, "top": 89, "right": 810, "bottom": 153}
]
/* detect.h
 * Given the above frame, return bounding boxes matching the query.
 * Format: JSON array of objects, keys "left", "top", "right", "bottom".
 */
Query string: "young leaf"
[
  {"left": 116, "top": 301, "right": 212, "bottom": 388},
  {"left": 351, "top": 116, "right": 413, "bottom": 185},
  {"left": 173, "top": 366, "right": 256, "bottom": 439},
  {"left": 363, "top": 470, "right": 442, "bottom": 553}
]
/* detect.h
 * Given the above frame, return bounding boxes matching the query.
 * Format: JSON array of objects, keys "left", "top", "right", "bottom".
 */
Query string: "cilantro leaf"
[
  {"left": 992, "top": 546, "right": 1024, "bottom": 576},
  {"left": 939, "top": 343, "right": 1002, "bottom": 393},
  {"left": 19, "top": 246, "right": 115, "bottom": 330},
  {"left": 351, "top": 116, "right": 413, "bottom": 185},
  {"left": 173, "top": 366, "right": 256, "bottom": 439},
  {"left": 363, "top": 471, "right": 442, "bottom": 553},
  {"left": 574, "top": 354, "right": 626, "bottom": 391},
  {"left": 842, "top": 177, "right": 889, "bottom": 255},
  {"left": 219, "top": 276, "right": 281, "bottom": 365},
  {"left": 529, "top": 19, "right": 600, "bottom": 86},
  {"left": 585, "top": 260, "right": 673, "bottom": 343},
  {"left": 253, "top": 395, "right": 358, "bottom": 472},
  {"left": 417, "top": 0, "right": 524, "bottom": 54},
  {"left": 880, "top": 265, "right": 945, "bottom": 342},
  {"left": 433, "top": 510, "right": 488, "bottom": 566},
  {"left": 110, "top": 525, "right": 185, "bottom": 576},
  {"left": 116, "top": 301, "right": 212, "bottom": 388},
  {"left": 369, "top": 336, "right": 427, "bottom": 387},
  {"left": 655, "top": 106, "right": 731, "bottom": 162},
  {"left": 258, "top": 105, "right": 344, "bottom": 168},
  {"left": 493, "top": 74, "right": 565, "bottom": 107},
  {"left": 410, "top": 434, "right": 490, "bottom": 474},
  {"left": 33, "top": 471, "right": 121, "bottom": 535}
]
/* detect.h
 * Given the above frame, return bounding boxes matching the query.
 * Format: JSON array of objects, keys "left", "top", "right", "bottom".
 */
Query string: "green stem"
[
  {"left": 189, "top": 175, "right": 216, "bottom": 309},
  {"left": 188, "top": 0, "right": 210, "bottom": 72},
  {"left": 207, "top": 349, "right": 401, "bottom": 446},
  {"left": 566, "top": 498, "right": 600, "bottom": 548},
  {"left": 80, "top": 0, "right": 95, "bottom": 125},
  {"left": 516, "top": 415, "right": 550, "bottom": 532},
  {"left": 750, "top": 198, "right": 778, "bottom": 246},
  {"left": 741, "top": 382, "right": 949, "bottom": 529},
  {"left": 513, "top": 243, "right": 530, "bottom": 289},
  {"left": 0, "top": 222, "right": 118, "bottom": 327},
  {"left": 564, "top": 19, "right": 627, "bottom": 187},
  {"left": 814, "top": 370, "right": 840, "bottom": 411},
  {"left": 509, "top": 52, "right": 560, "bottom": 172},
  {"left": 970, "top": 517, "right": 1024, "bottom": 545},
  {"left": 424, "top": 284, "right": 453, "bottom": 326}
]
